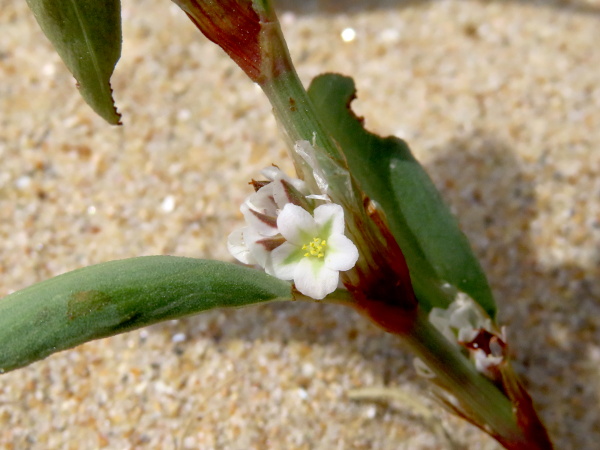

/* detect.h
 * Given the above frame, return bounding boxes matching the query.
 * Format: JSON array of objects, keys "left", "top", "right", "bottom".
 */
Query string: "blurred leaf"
[
  {"left": 308, "top": 74, "right": 495, "bottom": 317},
  {"left": 25, "top": 0, "right": 122, "bottom": 124},
  {"left": 0, "top": 256, "right": 291, "bottom": 372}
]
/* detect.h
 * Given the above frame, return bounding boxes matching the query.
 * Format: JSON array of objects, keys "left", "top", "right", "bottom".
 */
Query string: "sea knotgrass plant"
[{"left": 1, "top": 1, "right": 553, "bottom": 448}]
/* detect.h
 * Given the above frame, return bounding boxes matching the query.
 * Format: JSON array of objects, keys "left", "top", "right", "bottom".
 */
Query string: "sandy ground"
[{"left": 1, "top": 0, "right": 600, "bottom": 448}]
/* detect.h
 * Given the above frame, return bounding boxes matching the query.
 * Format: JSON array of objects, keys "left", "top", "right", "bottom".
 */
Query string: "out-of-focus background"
[{"left": 2, "top": 0, "right": 600, "bottom": 448}]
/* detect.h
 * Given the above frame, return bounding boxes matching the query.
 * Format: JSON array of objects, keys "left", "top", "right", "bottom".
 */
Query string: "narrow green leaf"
[
  {"left": 25, "top": 0, "right": 122, "bottom": 124},
  {"left": 307, "top": 74, "right": 495, "bottom": 317},
  {"left": 0, "top": 256, "right": 291, "bottom": 373}
]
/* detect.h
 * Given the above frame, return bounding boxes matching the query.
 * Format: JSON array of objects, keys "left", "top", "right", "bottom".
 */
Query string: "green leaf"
[
  {"left": 0, "top": 256, "right": 291, "bottom": 373},
  {"left": 307, "top": 74, "right": 495, "bottom": 317},
  {"left": 25, "top": 0, "right": 122, "bottom": 124}
]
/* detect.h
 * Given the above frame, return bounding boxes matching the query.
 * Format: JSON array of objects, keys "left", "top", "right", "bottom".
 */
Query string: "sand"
[{"left": 1, "top": 0, "right": 599, "bottom": 448}]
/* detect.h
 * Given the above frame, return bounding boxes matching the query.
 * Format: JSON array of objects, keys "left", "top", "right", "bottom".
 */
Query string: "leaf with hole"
[{"left": 308, "top": 74, "right": 495, "bottom": 317}]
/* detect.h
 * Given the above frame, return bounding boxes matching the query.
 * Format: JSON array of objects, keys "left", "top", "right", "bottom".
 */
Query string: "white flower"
[
  {"left": 429, "top": 293, "right": 494, "bottom": 346},
  {"left": 244, "top": 166, "right": 308, "bottom": 220},
  {"left": 428, "top": 293, "right": 506, "bottom": 379},
  {"left": 227, "top": 227, "right": 255, "bottom": 264},
  {"left": 228, "top": 166, "right": 358, "bottom": 300},
  {"left": 268, "top": 203, "right": 359, "bottom": 300},
  {"left": 228, "top": 166, "right": 309, "bottom": 265},
  {"left": 472, "top": 349, "right": 503, "bottom": 376}
]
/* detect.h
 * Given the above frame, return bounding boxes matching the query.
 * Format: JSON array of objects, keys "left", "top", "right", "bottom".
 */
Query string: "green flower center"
[{"left": 302, "top": 237, "right": 327, "bottom": 259}]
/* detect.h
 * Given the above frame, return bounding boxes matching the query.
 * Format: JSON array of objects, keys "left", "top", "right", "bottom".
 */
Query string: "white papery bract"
[{"left": 228, "top": 166, "right": 358, "bottom": 300}]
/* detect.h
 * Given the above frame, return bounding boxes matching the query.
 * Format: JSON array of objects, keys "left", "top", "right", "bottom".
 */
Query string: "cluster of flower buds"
[
  {"left": 419, "top": 294, "right": 507, "bottom": 380},
  {"left": 227, "top": 160, "right": 359, "bottom": 300}
]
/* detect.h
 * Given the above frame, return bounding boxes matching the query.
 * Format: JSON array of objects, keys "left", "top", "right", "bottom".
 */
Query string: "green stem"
[
  {"left": 404, "top": 309, "right": 526, "bottom": 446},
  {"left": 260, "top": 61, "right": 456, "bottom": 309},
  {"left": 260, "top": 68, "right": 366, "bottom": 220},
  {"left": 261, "top": 67, "right": 389, "bottom": 277},
  {"left": 256, "top": 13, "right": 548, "bottom": 448},
  {"left": 261, "top": 70, "right": 343, "bottom": 162}
]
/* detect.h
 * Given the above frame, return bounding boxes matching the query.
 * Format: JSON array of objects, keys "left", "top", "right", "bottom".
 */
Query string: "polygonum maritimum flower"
[
  {"left": 228, "top": 166, "right": 358, "bottom": 300},
  {"left": 227, "top": 166, "right": 309, "bottom": 265},
  {"left": 427, "top": 294, "right": 507, "bottom": 379},
  {"left": 269, "top": 203, "right": 358, "bottom": 300}
]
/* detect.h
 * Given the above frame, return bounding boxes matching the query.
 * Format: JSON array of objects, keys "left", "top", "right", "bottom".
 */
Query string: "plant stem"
[
  {"left": 403, "top": 309, "right": 525, "bottom": 445},
  {"left": 259, "top": 40, "right": 523, "bottom": 445},
  {"left": 257, "top": 14, "right": 551, "bottom": 449},
  {"left": 261, "top": 70, "right": 343, "bottom": 162}
]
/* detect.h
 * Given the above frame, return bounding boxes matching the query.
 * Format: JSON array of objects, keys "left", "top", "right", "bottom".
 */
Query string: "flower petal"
[
  {"left": 277, "top": 204, "right": 317, "bottom": 245},
  {"left": 260, "top": 166, "right": 282, "bottom": 181},
  {"left": 314, "top": 203, "right": 345, "bottom": 236},
  {"left": 271, "top": 179, "right": 293, "bottom": 210},
  {"left": 261, "top": 166, "right": 307, "bottom": 194},
  {"left": 227, "top": 227, "right": 256, "bottom": 264},
  {"left": 293, "top": 257, "right": 339, "bottom": 300},
  {"left": 428, "top": 307, "right": 458, "bottom": 346},
  {"left": 324, "top": 234, "right": 359, "bottom": 271},
  {"left": 241, "top": 203, "right": 278, "bottom": 236},
  {"left": 272, "top": 178, "right": 312, "bottom": 210},
  {"left": 289, "top": 177, "right": 307, "bottom": 193},
  {"left": 473, "top": 349, "right": 503, "bottom": 375},
  {"left": 269, "top": 242, "right": 303, "bottom": 279},
  {"left": 245, "top": 183, "right": 277, "bottom": 215},
  {"left": 244, "top": 227, "right": 271, "bottom": 267}
]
